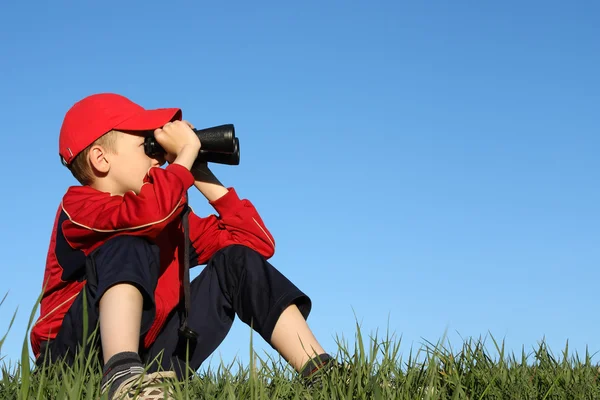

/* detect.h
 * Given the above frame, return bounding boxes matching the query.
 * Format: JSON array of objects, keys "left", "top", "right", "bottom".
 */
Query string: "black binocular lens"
[
  {"left": 144, "top": 124, "right": 239, "bottom": 166},
  {"left": 195, "top": 125, "right": 236, "bottom": 153}
]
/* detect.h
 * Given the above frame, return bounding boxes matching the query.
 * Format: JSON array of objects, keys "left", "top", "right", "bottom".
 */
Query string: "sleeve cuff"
[
  {"left": 165, "top": 164, "right": 195, "bottom": 189},
  {"left": 209, "top": 187, "right": 243, "bottom": 215}
]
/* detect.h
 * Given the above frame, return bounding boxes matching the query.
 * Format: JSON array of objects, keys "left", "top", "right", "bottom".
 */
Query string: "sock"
[
  {"left": 301, "top": 353, "right": 334, "bottom": 379},
  {"left": 100, "top": 351, "right": 145, "bottom": 399}
]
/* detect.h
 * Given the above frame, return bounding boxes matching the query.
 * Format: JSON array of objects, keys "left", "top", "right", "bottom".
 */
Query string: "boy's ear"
[{"left": 88, "top": 145, "right": 110, "bottom": 174}]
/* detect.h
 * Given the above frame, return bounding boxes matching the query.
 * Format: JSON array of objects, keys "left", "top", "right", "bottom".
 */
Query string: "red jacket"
[{"left": 30, "top": 164, "right": 275, "bottom": 359}]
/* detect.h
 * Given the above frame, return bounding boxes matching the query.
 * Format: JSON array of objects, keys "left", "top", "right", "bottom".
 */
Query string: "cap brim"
[{"left": 114, "top": 108, "right": 182, "bottom": 132}]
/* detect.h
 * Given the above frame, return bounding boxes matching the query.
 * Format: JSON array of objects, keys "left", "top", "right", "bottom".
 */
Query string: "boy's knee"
[
  {"left": 92, "top": 235, "right": 161, "bottom": 274},
  {"left": 216, "top": 244, "right": 264, "bottom": 268},
  {"left": 99, "top": 235, "right": 158, "bottom": 254},
  {"left": 88, "top": 235, "right": 161, "bottom": 304}
]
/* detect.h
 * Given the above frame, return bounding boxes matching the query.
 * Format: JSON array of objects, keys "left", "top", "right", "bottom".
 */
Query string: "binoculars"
[{"left": 144, "top": 124, "right": 240, "bottom": 165}]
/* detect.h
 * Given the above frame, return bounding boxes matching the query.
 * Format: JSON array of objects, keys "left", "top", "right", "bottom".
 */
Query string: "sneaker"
[{"left": 100, "top": 371, "right": 178, "bottom": 400}]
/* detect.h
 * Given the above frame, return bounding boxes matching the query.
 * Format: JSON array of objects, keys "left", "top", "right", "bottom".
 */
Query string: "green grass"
[{"left": 2, "top": 293, "right": 600, "bottom": 399}]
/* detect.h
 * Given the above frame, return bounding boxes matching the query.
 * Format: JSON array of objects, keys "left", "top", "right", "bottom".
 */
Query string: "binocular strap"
[{"left": 178, "top": 200, "right": 199, "bottom": 341}]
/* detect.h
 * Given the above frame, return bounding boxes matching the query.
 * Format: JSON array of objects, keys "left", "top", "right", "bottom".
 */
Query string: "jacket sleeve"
[
  {"left": 62, "top": 164, "right": 195, "bottom": 249},
  {"left": 187, "top": 187, "right": 276, "bottom": 265}
]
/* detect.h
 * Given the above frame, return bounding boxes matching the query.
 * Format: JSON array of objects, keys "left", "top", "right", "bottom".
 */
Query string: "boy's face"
[{"left": 108, "top": 131, "right": 164, "bottom": 195}]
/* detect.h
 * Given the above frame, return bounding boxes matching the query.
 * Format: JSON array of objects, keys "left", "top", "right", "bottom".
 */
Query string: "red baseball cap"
[{"left": 59, "top": 93, "right": 182, "bottom": 165}]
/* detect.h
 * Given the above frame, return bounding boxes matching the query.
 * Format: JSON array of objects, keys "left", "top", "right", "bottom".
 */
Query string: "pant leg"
[
  {"left": 141, "top": 244, "right": 312, "bottom": 379},
  {"left": 35, "top": 235, "right": 162, "bottom": 368}
]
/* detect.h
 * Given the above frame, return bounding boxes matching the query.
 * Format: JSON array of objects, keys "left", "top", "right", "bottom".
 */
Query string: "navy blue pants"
[{"left": 35, "top": 236, "right": 312, "bottom": 379}]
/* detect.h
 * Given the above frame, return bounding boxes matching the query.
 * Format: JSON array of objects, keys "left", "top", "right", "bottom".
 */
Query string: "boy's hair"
[{"left": 68, "top": 130, "right": 120, "bottom": 185}]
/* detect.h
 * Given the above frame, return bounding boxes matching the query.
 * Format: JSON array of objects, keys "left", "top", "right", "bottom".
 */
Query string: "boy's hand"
[{"left": 154, "top": 120, "right": 201, "bottom": 170}]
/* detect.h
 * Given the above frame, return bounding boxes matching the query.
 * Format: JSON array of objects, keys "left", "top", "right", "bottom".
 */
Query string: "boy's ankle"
[
  {"left": 300, "top": 353, "right": 335, "bottom": 382},
  {"left": 101, "top": 351, "right": 144, "bottom": 399}
]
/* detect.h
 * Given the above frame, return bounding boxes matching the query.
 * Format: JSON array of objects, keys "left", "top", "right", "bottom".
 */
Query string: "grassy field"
[{"left": 1, "top": 293, "right": 600, "bottom": 399}]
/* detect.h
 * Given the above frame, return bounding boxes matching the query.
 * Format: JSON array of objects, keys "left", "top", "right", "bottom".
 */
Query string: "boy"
[{"left": 30, "top": 93, "right": 335, "bottom": 399}]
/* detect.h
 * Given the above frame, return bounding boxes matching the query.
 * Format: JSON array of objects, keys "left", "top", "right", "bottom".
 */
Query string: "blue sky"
[{"left": 0, "top": 0, "right": 599, "bottom": 372}]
